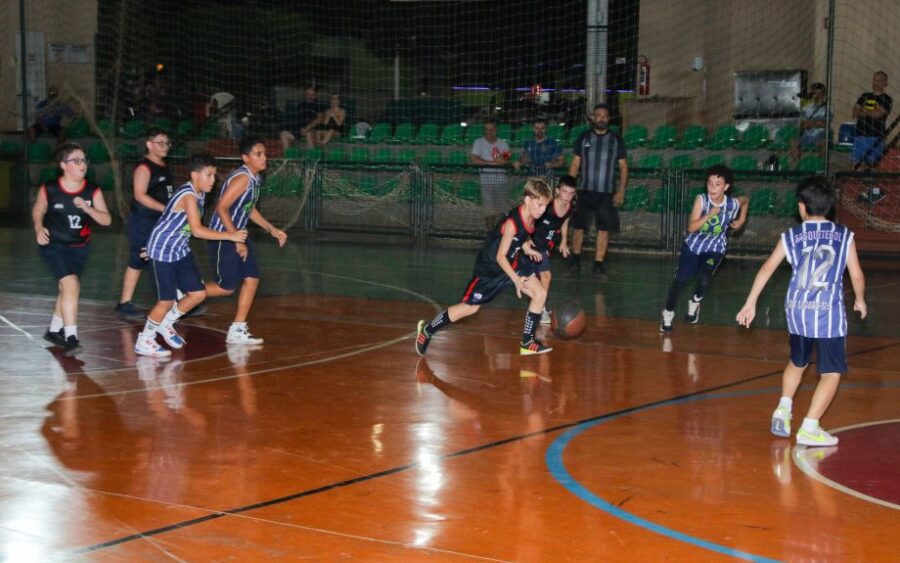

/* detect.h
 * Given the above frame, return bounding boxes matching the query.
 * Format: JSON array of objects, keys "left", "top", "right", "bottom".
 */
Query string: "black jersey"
[
  {"left": 533, "top": 199, "right": 575, "bottom": 252},
  {"left": 473, "top": 205, "right": 535, "bottom": 277},
  {"left": 42, "top": 179, "right": 101, "bottom": 246},
  {"left": 132, "top": 158, "right": 174, "bottom": 218}
]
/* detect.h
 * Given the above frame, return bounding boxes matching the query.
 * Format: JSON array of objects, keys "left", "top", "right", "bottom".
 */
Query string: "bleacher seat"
[
  {"left": 682, "top": 186, "right": 706, "bottom": 212},
  {"left": 93, "top": 119, "right": 116, "bottom": 137},
  {"left": 458, "top": 180, "right": 481, "bottom": 203},
  {"left": 115, "top": 143, "right": 140, "bottom": 162},
  {"left": 770, "top": 124, "right": 799, "bottom": 151},
  {"left": 439, "top": 123, "right": 465, "bottom": 145},
  {"left": 796, "top": 155, "right": 825, "bottom": 172},
  {"left": 396, "top": 148, "right": 417, "bottom": 164},
  {"left": 547, "top": 123, "right": 566, "bottom": 142},
  {"left": 496, "top": 123, "right": 512, "bottom": 142},
  {"left": 447, "top": 150, "right": 469, "bottom": 166},
  {"left": 422, "top": 149, "right": 443, "bottom": 166},
  {"left": 675, "top": 125, "right": 707, "bottom": 150},
  {"left": 748, "top": 188, "right": 777, "bottom": 215},
  {"left": 707, "top": 125, "right": 739, "bottom": 150},
  {"left": 668, "top": 154, "right": 694, "bottom": 170},
  {"left": 511, "top": 124, "right": 531, "bottom": 147},
  {"left": 366, "top": 123, "right": 393, "bottom": 144},
  {"left": 621, "top": 184, "right": 649, "bottom": 211},
  {"left": 646, "top": 124, "right": 678, "bottom": 150},
  {"left": 305, "top": 147, "right": 324, "bottom": 161},
  {"left": 648, "top": 185, "right": 675, "bottom": 212},
  {"left": 284, "top": 146, "right": 303, "bottom": 160},
  {"left": 466, "top": 123, "right": 485, "bottom": 143},
  {"left": 730, "top": 155, "right": 758, "bottom": 171},
  {"left": 566, "top": 124, "right": 590, "bottom": 147},
  {"left": 0, "top": 141, "right": 24, "bottom": 157},
  {"left": 623, "top": 125, "right": 649, "bottom": 149},
  {"left": 389, "top": 123, "right": 416, "bottom": 144},
  {"left": 735, "top": 124, "right": 769, "bottom": 150},
  {"left": 325, "top": 146, "right": 347, "bottom": 162},
  {"left": 778, "top": 190, "right": 799, "bottom": 217},
  {"left": 67, "top": 118, "right": 91, "bottom": 139},
  {"left": 349, "top": 146, "right": 370, "bottom": 163},
  {"left": 637, "top": 153, "right": 664, "bottom": 169},
  {"left": 372, "top": 147, "right": 394, "bottom": 164},
  {"left": 699, "top": 153, "right": 726, "bottom": 168},
  {"left": 39, "top": 167, "right": 60, "bottom": 184},
  {"left": 412, "top": 123, "right": 439, "bottom": 145},
  {"left": 122, "top": 119, "right": 146, "bottom": 139},
  {"left": 27, "top": 142, "right": 54, "bottom": 163}
]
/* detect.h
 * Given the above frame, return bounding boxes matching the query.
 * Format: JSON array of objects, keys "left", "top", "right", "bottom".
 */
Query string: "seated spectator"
[
  {"left": 789, "top": 82, "right": 830, "bottom": 165},
  {"left": 513, "top": 118, "right": 564, "bottom": 177},
  {"left": 279, "top": 86, "right": 326, "bottom": 151},
  {"left": 310, "top": 94, "right": 347, "bottom": 147},
  {"left": 30, "top": 87, "right": 75, "bottom": 143}
]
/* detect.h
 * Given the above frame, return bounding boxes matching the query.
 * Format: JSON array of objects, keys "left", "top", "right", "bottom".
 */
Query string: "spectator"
[
  {"left": 852, "top": 71, "right": 892, "bottom": 172},
  {"left": 513, "top": 118, "right": 565, "bottom": 177},
  {"left": 789, "top": 82, "right": 831, "bottom": 166},
  {"left": 279, "top": 86, "right": 326, "bottom": 151},
  {"left": 310, "top": 94, "right": 347, "bottom": 147},
  {"left": 470, "top": 121, "right": 511, "bottom": 222},
  {"left": 30, "top": 87, "right": 75, "bottom": 143}
]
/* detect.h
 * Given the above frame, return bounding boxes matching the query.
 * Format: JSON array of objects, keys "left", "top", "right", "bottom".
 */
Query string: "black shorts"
[
  {"left": 40, "top": 243, "right": 89, "bottom": 280},
  {"left": 152, "top": 255, "right": 205, "bottom": 301},
  {"left": 789, "top": 334, "right": 848, "bottom": 375},
  {"left": 127, "top": 212, "right": 159, "bottom": 270},
  {"left": 571, "top": 191, "right": 620, "bottom": 233},
  {"left": 460, "top": 260, "right": 538, "bottom": 305},
  {"left": 674, "top": 243, "right": 723, "bottom": 282}
]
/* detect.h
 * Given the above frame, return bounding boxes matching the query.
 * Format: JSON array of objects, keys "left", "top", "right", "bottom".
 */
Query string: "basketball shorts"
[
  {"left": 571, "top": 191, "right": 620, "bottom": 233},
  {"left": 674, "top": 243, "right": 723, "bottom": 282},
  {"left": 152, "top": 255, "right": 205, "bottom": 301},
  {"left": 40, "top": 242, "right": 89, "bottom": 280},
  {"left": 531, "top": 248, "right": 552, "bottom": 274},
  {"left": 461, "top": 259, "right": 539, "bottom": 305},
  {"left": 127, "top": 212, "right": 160, "bottom": 269},
  {"left": 208, "top": 238, "right": 260, "bottom": 291},
  {"left": 789, "top": 334, "right": 847, "bottom": 375},
  {"left": 853, "top": 136, "right": 884, "bottom": 164}
]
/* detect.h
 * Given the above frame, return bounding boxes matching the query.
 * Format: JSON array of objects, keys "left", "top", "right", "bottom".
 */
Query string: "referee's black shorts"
[{"left": 571, "top": 190, "right": 620, "bottom": 233}]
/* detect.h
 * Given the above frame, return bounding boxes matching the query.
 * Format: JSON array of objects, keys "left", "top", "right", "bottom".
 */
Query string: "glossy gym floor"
[{"left": 0, "top": 226, "right": 897, "bottom": 561}]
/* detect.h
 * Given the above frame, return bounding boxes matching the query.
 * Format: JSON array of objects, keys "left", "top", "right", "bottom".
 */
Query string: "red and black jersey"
[
  {"left": 42, "top": 179, "right": 101, "bottom": 246},
  {"left": 131, "top": 158, "right": 174, "bottom": 218},
  {"left": 533, "top": 199, "right": 575, "bottom": 251},
  {"left": 473, "top": 205, "right": 535, "bottom": 277}
]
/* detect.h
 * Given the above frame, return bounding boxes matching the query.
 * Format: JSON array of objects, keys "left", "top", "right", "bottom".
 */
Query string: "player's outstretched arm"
[
  {"left": 249, "top": 208, "right": 287, "bottom": 247},
  {"left": 845, "top": 239, "right": 867, "bottom": 319},
  {"left": 737, "top": 241, "right": 786, "bottom": 327},
  {"left": 184, "top": 195, "right": 246, "bottom": 243}
]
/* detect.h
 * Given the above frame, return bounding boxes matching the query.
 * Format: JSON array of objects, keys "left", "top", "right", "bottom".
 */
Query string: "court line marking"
[
  {"left": 793, "top": 418, "right": 900, "bottom": 511},
  {"left": 0, "top": 314, "right": 34, "bottom": 340}
]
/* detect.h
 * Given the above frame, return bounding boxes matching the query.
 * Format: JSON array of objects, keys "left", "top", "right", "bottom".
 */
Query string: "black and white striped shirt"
[{"left": 573, "top": 130, "right": 627, "bottom": 194}]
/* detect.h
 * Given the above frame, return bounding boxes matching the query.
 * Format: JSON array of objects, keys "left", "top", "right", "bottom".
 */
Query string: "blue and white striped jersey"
[
  {"left": 684, "top": 194, "right": 741, "bottom": 255},
  {"left": 781, "top": 220, "right": 853, "bottom": 338},
  {"left": 209, "top": 165, "right": 259, "bottom": 232},
  {"left": 147, "top": 184, "right": 205, "bottom": 263}
]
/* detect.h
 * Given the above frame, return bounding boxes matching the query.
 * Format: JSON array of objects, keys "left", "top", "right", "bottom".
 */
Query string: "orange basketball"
[{"left": 551, "top": 301, "right": 586, "bottom": 339}]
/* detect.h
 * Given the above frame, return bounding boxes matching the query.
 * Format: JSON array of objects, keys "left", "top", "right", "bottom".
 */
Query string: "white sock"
[
  {"left": 801, "top": 418, "right": 819, "bottom": 432},
  {"left": 64, "top": 326, "right": 77, "bottom": 338},
  {"left": 230, "top": 322, "right": 247, "bottom": 331},
  {"left": 49, "top": 315, "right": 64, "bottom": 332},
  {"left": 163, "top": 304, "right": 183, "bottom": 326},
  {"left": 144, "top": 318, "right": 160, "bottom": 336},
  {"left": 778, "top": 397, "right": 793, "bottom": 410}
]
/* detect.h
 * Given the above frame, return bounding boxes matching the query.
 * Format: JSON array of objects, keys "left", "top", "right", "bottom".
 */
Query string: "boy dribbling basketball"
[{"left": 416, "top": 178, "right": 553, "bottom": 356}]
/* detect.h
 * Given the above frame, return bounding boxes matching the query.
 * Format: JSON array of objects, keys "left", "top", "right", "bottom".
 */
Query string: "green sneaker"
[{"left": 797, "top": 426, "right": 838, "bottom": 447}]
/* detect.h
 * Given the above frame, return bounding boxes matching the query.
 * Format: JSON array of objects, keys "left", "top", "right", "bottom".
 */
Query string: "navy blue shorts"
[
  {"left": 571, "top": 191, "right": 620, "bottom": 233},
  {"left": 40, "top": 243, "right": 89, "bottom": 280},
  {"left": 461, "top": 259, "right": 538, "bottom": 305},
  {"left": 531, "top": 249, "right": 552, "bottom": 274},
  {"left": 151, "top": 255, "right": 205, "bottom": 302},
  {"left": 674, "top": 243, "right": 723, "bottom": 282},
  {"left": 208, "top": 238, "right": 260, "bottom": 291},
  {"left": 789, "top": 334, "right": 848, "bottom": 375},
  {"left": 127, "top": 213, "right": 160, "bottom": 269}
]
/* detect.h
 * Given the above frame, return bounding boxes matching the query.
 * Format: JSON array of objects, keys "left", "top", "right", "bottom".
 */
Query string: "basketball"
[{"left": 551, "top": 301, "right": 586, "bottom": 339}]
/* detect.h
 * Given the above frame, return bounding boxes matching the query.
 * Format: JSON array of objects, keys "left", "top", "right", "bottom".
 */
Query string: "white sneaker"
[
  {"left": 156, "top": 323, "right": 185, "bottom": 349},
  {"left": 227, "top": 324, "right": 264, "bottom": 345},
  {"left": 685, "top": 297, "right": 701, "bottom": 323},
  {"left": 540, "top": 309, "right": 552, "bottom": 325},
  {"left": 659, "top": 309, "right": 674, "bottom": 333},
  {"left": 771, "top": 407, "right": 792, "bottom": 437},
  {"left": 134, "top": 334, "right": 172, "bottom": 357},
  {"left": 797, "top": 426, "right": 838, "bottom": 447}
]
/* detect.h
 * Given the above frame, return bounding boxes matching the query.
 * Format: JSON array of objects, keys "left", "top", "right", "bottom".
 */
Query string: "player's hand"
[
  {"left": 236, "top": 241, "right": 248, "bottom": 261},
  {"left": 524, "top": 246, "right": 541, "bottom": 261},
  {"left": 854, "top": 299, "right": 867, "bottom": 320},
  {"left": 271, "top": 228, "right": 287, "bottom": 248},
  {"left": 35, "top": 226, "right": 50, "bottom": 245},
  {"left": 731, "top": 219, "right": 745, "bottom": 231},
  {"left": 708, "top": 205, "right": 721, "bottom": 217},
  {"left": 559, "top": 242, "right": 570, "bottom": 258},
  {"left": 139, "top": 246, "right": 149, "bottom": 261},
  {"left": 230, "top": 229, "right": 248, "bottom": 243},
  {"left": 613, "top": 190, "right": 625, "bottom": 208},
  {"left": 736, "top": 305, "right": 756, "bottom": 327}
]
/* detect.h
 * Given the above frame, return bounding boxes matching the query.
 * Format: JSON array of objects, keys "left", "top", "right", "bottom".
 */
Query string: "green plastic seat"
[
  {"left": 699, "top": 153, "right": 726, "bottom": 169},
  {"left": 27, "top": 142, "right": 53, "bottom": 163},
  {"left": 566, "top": 124, "right": 590, "bottom": 147},
  {"left": 621, "top": 184, "right": 649, "bottom": 212},
  {"left": 349, "top": 146, "right": 370, "bottom": 163},
  {"left": 357, "top": 176, "right": 380, "bottom": 195},
  {"left": 67, "top": 118, "right": 91, "bottom": 138},
  {"left": 86, "top": 142, "right": 111, "bottom": 164},
  {"left": 305, "top": 147, "right": 324, "bottom": 161},
  {"left": 389, "top": 122, "right": 416, "bottom": 144},
  {"left": 675, "top": 124, "right": 707, "bottom": 150},
  {"left": 749, "top": 188, "right": 777, "bottom": 215},
  {"left": 100, "top": 169, "right": 117, "bottom": 191},
  {"left": 668, "top": 154, "right": 694, "bottom": 170},
  {"left": 366, "top": 123, "right": 393, "bottom": 144},
  {"left": 511, "top": 124, "right": 531, "bottom": 148},
  {"left": 176, "top": 119, "right": 195, "bottom": 137},
  {"left": 770, "top": 124, "right": 799, "bottom": 151},
  {"left": 122, "top": 119, "right": 146, "bottom": 139},
  {"left": 623, "top": 124, "right": 649, "bottom": 149},
  {"left": 372, "top": 147, "right": 394, "bottom": 164},
  {"left": 547, "top": 123, "right": 566, "bottom": 142},
  {"left": 422, "top": 149, "right": 443, "bottom": 166},
  {"left": 646, "top": 124, "right": 677, "bottom": 150},
  {"left": 707, "top": 125, "right": 739, "bottom": 150},
  {"left": 730, "top": 155, "right": 758, "bottom": 171},
  {"left": 396, "top": 148, "right": 417, "bottom": 164},
  {"left": 152, "top": 118, "right": 173, "bottom": 133},
  {"left": 648, "top": 185, "right": 675, "bottom": 213},
  {"left": 412, "top": 123, "right": 439, "bottom": 145},
  {"left": 447, "top": 150, "right": 469, "bottom": 166},
  {"left": 39, "top": 167, "right": 60, "bottom": 184},
  {"left": 637, "top": 153, "right": 664, "bottom": 169},
  {"left": 682, "top": 186, "right": 706, "bottom": 212},
  {"left": 466, "top": 124, "right": 484, "bottom": 144},
  {"left": 458, "top": 180, "right": 481, "bottom": 203},
  {"left": 496, "top": 123, "right": 512, "bottom": 142},
  {"left": 0, "top": 141, "right": 23, "bottom": 156},
  {"left": 778, "top": 190, "right": 799, "bottom": 217},
  {"left": 736, "top": 124, "right": 770, "bottom": 150},
  {"left": 93, "top": 119, "right": 116, "bottom": 137},
  {"left": 439, "top": 123, "right": 465, "bottom": 146},
  {"left": 284, "top": 146, "right": 303, "bottom": 160},
  {"left": 796, "top": 155, "right": 825, "bottom": 172},
  {"left": 325, "top": 146, "right": 346, "bottom": 162}
]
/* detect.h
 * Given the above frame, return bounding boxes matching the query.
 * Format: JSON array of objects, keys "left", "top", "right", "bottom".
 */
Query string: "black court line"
[{"left": 72, "top": 340, "right": 899, "bottom": 555}]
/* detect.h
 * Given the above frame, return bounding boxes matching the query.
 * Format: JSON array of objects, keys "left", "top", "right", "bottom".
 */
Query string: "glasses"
[
  {"left": 63, "top": 158, "right": 89, "bottom": 165},
  {"left": 152, "top": 140, "right": 172, "bottom": 147}
]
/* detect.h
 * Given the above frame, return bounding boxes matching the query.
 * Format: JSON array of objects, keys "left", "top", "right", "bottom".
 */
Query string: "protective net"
[{"left": 3, "top": 0, "right": 898, "bottom": 253}]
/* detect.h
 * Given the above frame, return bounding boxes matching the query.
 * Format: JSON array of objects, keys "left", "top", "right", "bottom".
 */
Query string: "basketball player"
[
  {"left": 33, "top": 143, "right": 112, "bottom": 353},
  {"left": 115, "top": 127, "right": 174, "bottom": 320},
  {"left": 415, "top": 177, "right": 553, "bottom": 356},
  {"left": 528, "top": 174, "right": 577, "bottom": 324},
  {"left": 660, "top": 165, "right": 747, "bottom": 332},
  {"left": 134, "top": 153, "right": 247, "bottom": 356},
  {"left": 737, "top": 176, "right": 866, "bottom": 447},
  {"left": 205, "top": 137, "right": 287, "bottom": 344}
]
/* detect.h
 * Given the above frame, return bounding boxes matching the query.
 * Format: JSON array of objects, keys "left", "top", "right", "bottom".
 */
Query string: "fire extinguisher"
[{"left": 637, "top": 55, "right": 650, "bottom": 96}]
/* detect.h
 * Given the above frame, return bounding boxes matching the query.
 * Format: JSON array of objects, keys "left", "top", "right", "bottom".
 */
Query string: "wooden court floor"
[{"left": 0, "top": 227, "right": 898, "bottom": 561}]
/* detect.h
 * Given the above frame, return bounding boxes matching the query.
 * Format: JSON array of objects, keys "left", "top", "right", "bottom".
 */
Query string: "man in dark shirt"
[
  {"left": 852, "top": 71, "right": 892, "bottom": 171},
  {"left": 279, "top": 86, "right": 326, "bottom": 151}
]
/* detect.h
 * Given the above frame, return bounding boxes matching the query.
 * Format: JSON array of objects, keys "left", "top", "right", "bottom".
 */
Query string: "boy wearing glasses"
[{"left": 115, "top": 127, "right": 175, "bottom": 319}]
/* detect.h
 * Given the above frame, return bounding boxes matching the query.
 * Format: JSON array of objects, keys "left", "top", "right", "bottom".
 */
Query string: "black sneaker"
[
  {"left": 64, "top": 335, "right": 82, "bottom": 355},
  {"left": 568, "top": 257, "right": 581, "bottom": 274},
  {"left": 520, "top": 338, "right": 553, "bottom": 355},
  {"left": 593, "top": 261, "right": 606, "bottom": 275},
  {"left": 415, "top": 320, "right": 433, "bottom": 356},
  {"left": 43, "top": 328, "right": 65, "bottom": 347},
  {"left": 115, "top": 301, "right": 146, "bottom": 321}
]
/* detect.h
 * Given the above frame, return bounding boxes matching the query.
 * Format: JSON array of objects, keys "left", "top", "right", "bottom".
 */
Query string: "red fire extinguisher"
[{"left": 637, "top": 55, "right": 650, "bottom": 96}]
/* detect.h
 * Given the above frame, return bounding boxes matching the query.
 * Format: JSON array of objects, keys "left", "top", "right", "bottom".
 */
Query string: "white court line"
[
  {"left": 0, "top": 314, "right": 34, "bottom": 340},
  {"left": 793, "top": 418, "right": 900, "bottom": 511}
]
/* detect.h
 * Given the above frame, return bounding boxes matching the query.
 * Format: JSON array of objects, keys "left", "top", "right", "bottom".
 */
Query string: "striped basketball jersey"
[
  {"left": 473, "top": 205, "right": 535, "bottom": 277},
  {"left": 42, "top": 179, "right": 102, "bottom": 246},
  {"left": 131, "top": 158, "right": 174, "bottom": 218},
  {"left": 684, "top": 194, "right": 741, "bottom": 255},
  {"left": 209, "top": 165, "right": 259, "bottom": 232},
  {"left": 781, "top": 221, "right": 853, "bottom": 338},
  {"left": 573, "top": 130, "right": 626, "bottom": 193},
  {"left": 147, "top": 184, "right": 205, "bottom": 263}
]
